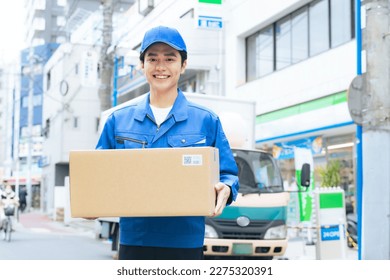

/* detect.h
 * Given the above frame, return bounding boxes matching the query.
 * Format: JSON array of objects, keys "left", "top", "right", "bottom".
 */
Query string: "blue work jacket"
[{"left": 96, "top": 89, "right": 239, "bottom": 248}]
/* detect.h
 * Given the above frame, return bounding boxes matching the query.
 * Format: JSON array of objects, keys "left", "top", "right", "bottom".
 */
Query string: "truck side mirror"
[{"left": 300, "top": 163, "right": 311, "bottom": 188}]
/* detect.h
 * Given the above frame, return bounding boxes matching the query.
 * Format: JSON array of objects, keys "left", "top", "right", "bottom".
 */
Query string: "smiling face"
[{"left": 141, "top": 43, "right": 187, "bottom": 99}]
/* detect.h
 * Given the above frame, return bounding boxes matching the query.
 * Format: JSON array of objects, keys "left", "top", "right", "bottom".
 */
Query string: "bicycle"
[{"left": 2, "top": 205, "right": 15, "bottom": 242}]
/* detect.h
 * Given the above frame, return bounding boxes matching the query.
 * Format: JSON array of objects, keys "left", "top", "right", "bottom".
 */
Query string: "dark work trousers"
[{"left": 118, "top": 245, "right": 204, "bottom": 260}]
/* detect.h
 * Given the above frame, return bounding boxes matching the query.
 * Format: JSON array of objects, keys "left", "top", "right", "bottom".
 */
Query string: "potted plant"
[{"left": 317, "top": 160, "right": 341, "bottom": 187}]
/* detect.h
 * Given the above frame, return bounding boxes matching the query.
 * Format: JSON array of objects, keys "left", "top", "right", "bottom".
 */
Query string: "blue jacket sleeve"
[
  {"left": 96, "top": 114, "right": 116, "bottom": 150},
  {"left": 214, "top": 118, "right": 239, "bottom": 204}
]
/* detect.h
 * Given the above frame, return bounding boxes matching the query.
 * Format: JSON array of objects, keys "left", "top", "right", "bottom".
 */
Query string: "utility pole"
[
  {"left": 98, "top": 0, "right": 114, "bottom": 112},
  {"left": 361, "top": 0, "right": 390, "bottom": 259}
]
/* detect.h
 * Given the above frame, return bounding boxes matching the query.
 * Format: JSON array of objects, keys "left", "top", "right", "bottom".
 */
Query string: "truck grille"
[
  {"left": 208, "top": 218, "right": 284, "bottom": 240},
  {"left": 220, "top": 231, "right": 263, "bottom": 239},
  {"left": 214, "top": 219, "right": 268, "bottom": 228}
]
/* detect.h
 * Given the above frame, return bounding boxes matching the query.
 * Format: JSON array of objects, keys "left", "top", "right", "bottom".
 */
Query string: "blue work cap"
[{"left": 140, "top": 26, "right": 187, "bottom": 54}]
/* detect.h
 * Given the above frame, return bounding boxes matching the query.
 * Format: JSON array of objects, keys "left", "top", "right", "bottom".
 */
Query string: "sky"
[{"left": 0, "top": 2, "right": 25, "bottom": 61}]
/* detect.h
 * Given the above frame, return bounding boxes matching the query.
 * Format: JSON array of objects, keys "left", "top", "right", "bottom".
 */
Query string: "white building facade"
[
  {"left": 0, "top": 62, "right": 19, "bottom": 185},
  {"left": 223, "top": 0, "right": 357, "bottom": 204},
  {"left": 41, "top": 43, "right": 101, "bottom": 213}
]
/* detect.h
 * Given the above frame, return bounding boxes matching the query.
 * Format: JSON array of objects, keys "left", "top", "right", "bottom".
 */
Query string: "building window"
[
  {"left": 33, "top": 95, "right": 42, "bottom": 106},
  {"left": 21, "top": 95, "right": 42, "bottom": 107},
  {"left": 57, "top": 0, "right": 67, "bottom": 7},
  {"left": 57, "top": 16, "right": 66, "bottom": 27},
  {"left": 292, "top": 7, "right": 308, "bottom": 63},
  {"left": 33, "top": 17, "right": 46, "bottom": 31},
  {"left": 330, "top": 0, "right": 354, "bottom": 48},
  {"left": 309, "top": 0, "right": 329, "bottom": 56},
  {"left": 32, "top": 124, "right": 42, "bottom": 137},
  {"left": 276, "top": 16, "right": 292, "bottom": 70},
  {"left": 56, "top": 36, "right": 66, "bottom": 44},
  {"left": 179, "top": 76, "right": 197, "bottom": 92},
  {"left": 246, "top": 25, "right": 274, "bottom": 81},
  {"left": 246, "top": 35, "right": 257, "bottom": 82},
  {"left": 258, "top": 26, "right": 274, "bottom": 77},
  {"left": 33, "top": 38, "right": 45, "bottom": 46},
  {"left": 35, "top": 0, "right": 46, "bottom": 9},
  {"left": 73, "top": 117, "right": 79, "bottom": 129},
  {"left": 245, "top": 0, "right": 354, "bottom": 82},
  {"left": 22, "top": 96, "right": 28, "bottom": 108},
  {"left": 20, "top": 126, "right": 28, "bottom": 138},
  {"left": 47, "top": 71, "right": 51, "bottom": 90},
  {"left": 96, "top": 118, "right": 100, "bottom": 133},
  {"left": 43, "top": 118, "right": 50, "bottom": 138}
]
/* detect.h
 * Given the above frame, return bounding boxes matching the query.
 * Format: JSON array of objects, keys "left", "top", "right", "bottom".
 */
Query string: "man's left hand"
[{"left": 212, "top": 182, "right": 231, "bottom": 217}]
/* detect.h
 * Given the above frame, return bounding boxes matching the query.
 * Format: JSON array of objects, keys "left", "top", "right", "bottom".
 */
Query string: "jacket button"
[{"left": 181, "top": 139, "right": 186, "bottom": 143}]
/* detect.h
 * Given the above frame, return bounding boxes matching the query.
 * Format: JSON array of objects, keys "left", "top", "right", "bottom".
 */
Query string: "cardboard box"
[{"left": 69, "top": 147, "right": 219, "bottom": 218}]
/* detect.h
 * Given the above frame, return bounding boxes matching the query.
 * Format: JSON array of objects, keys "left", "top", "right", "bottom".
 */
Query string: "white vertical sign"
[{"left": 80, "top": 50, "right": 98, "bottom": 87}]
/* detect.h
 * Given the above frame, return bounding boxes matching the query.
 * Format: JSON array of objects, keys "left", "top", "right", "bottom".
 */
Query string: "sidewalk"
[
  {"left": 15, "top": 210, "right": 96, "bottom": 236},
  {"left": 282, "top": 237, "right": 358, "bottom": 260}
]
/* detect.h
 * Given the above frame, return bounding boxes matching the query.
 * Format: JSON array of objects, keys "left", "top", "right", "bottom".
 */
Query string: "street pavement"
[
  {"left": 0, "top": 210, "right": 113, "bottom": 260},
  {"left": 280, "top": 237, "right": 358, "bottom": 260},
  {"left": 6, "top": 211, "right": 358, "bottom": 260},
  {"left": 16, "top": 210, "right": 95, "bottom": 234}
]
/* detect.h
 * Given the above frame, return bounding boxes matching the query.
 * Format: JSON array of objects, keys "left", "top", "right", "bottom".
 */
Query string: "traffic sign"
[{"left": 347, "top": 74, "right": 366, "bottom": 125}]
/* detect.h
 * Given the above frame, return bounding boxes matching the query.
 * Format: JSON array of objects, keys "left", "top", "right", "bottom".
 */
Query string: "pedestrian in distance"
[
  {"left": 18, "top": 186, "right": 28, "bottom": 213},
  {"left": 95, "top": 25, "right": 239, "bottom": 260}
]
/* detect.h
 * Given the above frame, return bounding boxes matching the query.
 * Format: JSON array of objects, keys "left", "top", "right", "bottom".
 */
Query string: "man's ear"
[
  {"left": 140, "top": 62, "right": 146, "bottom": 76},
  {"left": 181, "top": 60, "right": 187, "bottom": 74}
]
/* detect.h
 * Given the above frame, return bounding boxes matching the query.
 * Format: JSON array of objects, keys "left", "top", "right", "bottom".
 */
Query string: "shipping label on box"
[{"left": 69, "top": 147, "right": 219, "bottom": 218}]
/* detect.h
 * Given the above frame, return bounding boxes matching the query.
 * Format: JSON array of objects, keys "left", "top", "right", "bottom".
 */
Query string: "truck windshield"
[{"left": 233, "top": 150, "right": 283, "bottom": 194}]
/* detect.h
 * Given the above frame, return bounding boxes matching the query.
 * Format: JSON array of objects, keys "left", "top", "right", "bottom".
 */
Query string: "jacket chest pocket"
[
  {"left": 168, "top": 134, "right": 207, "bottom": 148},
  {"left": 115, "top": 135, "right": 150, "bottom": 149}
]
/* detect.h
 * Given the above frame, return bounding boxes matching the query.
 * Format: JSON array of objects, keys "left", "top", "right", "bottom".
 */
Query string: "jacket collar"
[{"left": 134, "top": 89, "right": 189, "bottom": 123}]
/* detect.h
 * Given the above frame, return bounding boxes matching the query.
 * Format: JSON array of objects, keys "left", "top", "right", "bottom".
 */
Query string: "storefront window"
[{"left": 268, "top": 133, "right": 356, "bottom": 213}]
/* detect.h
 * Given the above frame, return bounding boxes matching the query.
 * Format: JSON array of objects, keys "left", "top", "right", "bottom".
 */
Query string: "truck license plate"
[{"left": 232, "top": 243, "right": 253, "bottom": 255}]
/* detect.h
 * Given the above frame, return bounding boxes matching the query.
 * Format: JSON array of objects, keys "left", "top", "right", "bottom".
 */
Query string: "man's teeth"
[{"left": 155, "top": 75, "right": 169, "bottom": 79}]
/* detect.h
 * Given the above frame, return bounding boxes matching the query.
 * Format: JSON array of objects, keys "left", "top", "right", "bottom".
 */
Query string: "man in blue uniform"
[{"left": 96, "top": 26, "right": 239, "bottom": 260}]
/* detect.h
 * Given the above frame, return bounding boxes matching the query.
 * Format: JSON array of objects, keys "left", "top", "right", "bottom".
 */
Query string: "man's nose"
[{"left": 155, "top": 60, "right": 166, "bottom": 70}]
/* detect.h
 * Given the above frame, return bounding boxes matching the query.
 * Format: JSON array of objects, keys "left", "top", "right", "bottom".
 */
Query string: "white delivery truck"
[{"left": 96, "top": 92, "right": 310, "bottom": 259}]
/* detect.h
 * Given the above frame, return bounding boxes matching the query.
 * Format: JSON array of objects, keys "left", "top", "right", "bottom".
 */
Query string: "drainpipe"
[{"left": 355, "top": 0, "right": 363, "bottom": 261}]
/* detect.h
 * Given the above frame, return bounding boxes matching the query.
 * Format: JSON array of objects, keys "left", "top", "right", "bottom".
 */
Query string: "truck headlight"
[
  {"left": 264, "top": 225, "right": 287, "bottom": 239},
  {"left": 205, "top": 224, "right": 219, "bottom": 238}
]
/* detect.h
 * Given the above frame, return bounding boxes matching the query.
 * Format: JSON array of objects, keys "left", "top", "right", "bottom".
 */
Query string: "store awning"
[{"left": 2, "top": 177, "right": 41, "bottom": 185}]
